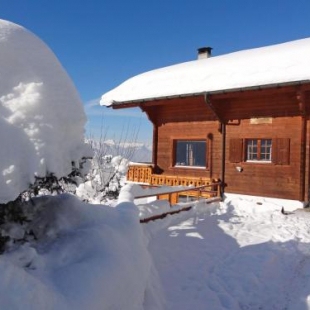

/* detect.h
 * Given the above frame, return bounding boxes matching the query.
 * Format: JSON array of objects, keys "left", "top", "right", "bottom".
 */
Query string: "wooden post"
[
  {"left": 204, "top": 93, "right": 226, "bottom": 199},
  {"left": 152, "top": 124, "right": 158, "bottom": 169},
  {"left": 221, "top": 123, "right": 226, "bottom": 198},
  {"left": 297, "top": 90, "right": 307, "bottom": 201}
]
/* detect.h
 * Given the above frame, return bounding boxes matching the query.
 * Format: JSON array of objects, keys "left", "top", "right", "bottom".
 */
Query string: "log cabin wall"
[
  {"left": 139, "top": 86, "right": 310, "bottom": 202},
  {"left": 224, "top": 117, "right": 302, "bottom": 200},
  {"left": 306, "top": 117, "right": 310, "bottom": 202},
  {"left": 211, "top": 86, "right": 310, "bottom": 201},
  {"left": 156, "top": 121, "right": 222, "bottom": 179},
  {"left": 143, "top": 96, "right": 222, "bottom": 180}
]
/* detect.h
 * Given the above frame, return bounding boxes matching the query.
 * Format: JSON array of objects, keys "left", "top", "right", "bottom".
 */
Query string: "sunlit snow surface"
[
  {"left": 101, "top": 37, "right": 310, "bottom": 106},
  {"left": 146, "top": 199, "right": 310, "bottom": 310},
  {"left": 1, "top": 188, "right": 310, "bottom": 309},
  {"left": 0, "top": 19, "right": 90, "bottom": 203},
  {"left": 0, "top": 194, "right": 161, "bottom": 310}
]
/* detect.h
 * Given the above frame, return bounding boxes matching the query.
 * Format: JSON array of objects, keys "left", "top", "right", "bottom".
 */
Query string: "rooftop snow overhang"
[
  {"left": 100, "top": 38, "right": 310, "bottom": 109},
  {"left": 108, "top": 80, "right": 310, "bottom": 109}
]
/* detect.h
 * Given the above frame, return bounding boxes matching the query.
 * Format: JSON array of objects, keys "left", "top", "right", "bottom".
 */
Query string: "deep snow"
[
  {"left": 1, "top": 187, "right": 310, "bottom": 309},
  {"left": 0, "top": 19, "right": 90, "bottom": 203},
  {"left": 0, "top": 194, "right": 163, "bottom": 310},
  {"left": 145, "top": 198, "right": 310, "bottom": 310}
]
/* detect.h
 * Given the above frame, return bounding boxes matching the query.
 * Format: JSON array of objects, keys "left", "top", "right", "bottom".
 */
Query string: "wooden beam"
[
  {"left": 297, "top": 90, "right": 306, "bottom": 116},
  {"left": 207, "top": 83, "right": 310, "bottom": 100},
  {"left": 139, "top": 197, "right": 222, "bottom": 223},
  {"left": 111, "top": 102, "right": 140, "bottom": 109},
  {"left": 134, "top": 183, "right": 221, "bottom": 199},
  {"left": 297, "top": 90, "right": 307, "bottom": 201},
  {"left": 204, "top": 93, "right": 225, "bottom": 123},
  {"left": 152, "top": 125, "right": 158, "bottom": 169}
]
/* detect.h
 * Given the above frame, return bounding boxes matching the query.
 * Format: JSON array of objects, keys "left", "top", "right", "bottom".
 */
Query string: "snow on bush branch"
[
  {"left": 77, "top": 119, "right": 149, "bottom": 203},
  {"left": 76, "top": 147, "right": 130, "bottom": 203}
]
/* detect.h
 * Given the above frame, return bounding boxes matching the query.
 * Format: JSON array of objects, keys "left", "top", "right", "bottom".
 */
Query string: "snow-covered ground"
[
  {"left": 1, "top": 188, "right": 310, "bottom": 310},
  {"left": 145, "top": 198, "right": 310, "bottom": 310}
]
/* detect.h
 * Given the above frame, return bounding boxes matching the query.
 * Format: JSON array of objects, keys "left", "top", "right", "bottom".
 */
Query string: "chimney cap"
[{"left": 197, "top": 47, "right": 213, "bottom": 54}]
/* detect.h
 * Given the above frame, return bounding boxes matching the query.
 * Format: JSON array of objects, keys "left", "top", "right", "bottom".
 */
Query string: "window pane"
[
  {"left": 260, "top": 139, "right": 272, "bottom": 161},
  {"left": 175, "top": 141, "right": 206, "bottom": 167},
  {"left": 176, "top": 142, "right": 187, "bottom": 165},
  {"left": 247, "top": 139, "right": 258, "bottom": 160}
]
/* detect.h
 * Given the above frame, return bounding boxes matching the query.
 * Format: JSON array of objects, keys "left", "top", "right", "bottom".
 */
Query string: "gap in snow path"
[{"left": 144, "top": 201, "right": 310, "bottom": 310}]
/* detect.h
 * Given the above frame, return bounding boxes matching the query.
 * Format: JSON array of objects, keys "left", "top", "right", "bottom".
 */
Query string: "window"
[
  {"left": 175, "top": 140, "right": 206, "bottom": 167},
  {"left": 246, "top": 139, "right": 272, "bottom": 162},
  {"left": 229, "top": 138, "right": 290, "bottom": 165}
]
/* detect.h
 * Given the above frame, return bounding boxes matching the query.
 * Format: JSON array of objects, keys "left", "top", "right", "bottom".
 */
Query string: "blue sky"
[{"left": 1, "top": 0, "right": 310, "bottom": 143}]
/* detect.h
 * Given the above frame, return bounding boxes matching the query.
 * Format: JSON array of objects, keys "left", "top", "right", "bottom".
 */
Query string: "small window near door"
[
  {"left": 175, "top": 140, "right": 206, "bottom": 167},
  {"left": 246, "top": 139, "right": 272, "bottom": 162}
]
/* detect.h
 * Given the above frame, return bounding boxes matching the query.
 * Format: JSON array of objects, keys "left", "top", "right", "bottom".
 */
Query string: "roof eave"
[{"left": 109, "top": 79, "right": 310, "bottom": 109}]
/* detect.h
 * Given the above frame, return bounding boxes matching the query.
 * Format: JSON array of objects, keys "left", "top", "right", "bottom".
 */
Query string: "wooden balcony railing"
[
  {"left": 126, "top": 164, "right": 221, "bottom": 204},
  {"left": 126, "top": 164, "right": 153, "bottom": 184}
]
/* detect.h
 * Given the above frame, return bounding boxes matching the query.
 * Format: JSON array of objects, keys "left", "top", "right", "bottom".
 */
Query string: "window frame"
[
  {"left": 246, "top": 138, "right": 272, "bottom": 163},
  {"left": 173, "top": 139, "right": 208, "bottom": 169},
  {"left": 229, "top": 138, "right": 290, "bottom": 165}
]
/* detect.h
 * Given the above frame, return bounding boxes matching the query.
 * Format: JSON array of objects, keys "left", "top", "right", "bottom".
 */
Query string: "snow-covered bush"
[
  {"left": 76, "top": 151, "right": 129, "bottom": 203},
  {"left": 0, "top": 194, "right": 163, "bottom": 310},
  {"left": 0, "top": 19, "right": 91, "bottom": 204},
  {"left": 76, "top": 124, "right": 144, "bottom": 203},
  {"left": 0, "top": 19, "right": 92, "bottom": 252}
]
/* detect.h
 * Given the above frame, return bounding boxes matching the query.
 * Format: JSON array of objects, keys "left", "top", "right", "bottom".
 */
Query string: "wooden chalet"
[{"left": 101, "top": 39, "right": 310, "bottom": 203}]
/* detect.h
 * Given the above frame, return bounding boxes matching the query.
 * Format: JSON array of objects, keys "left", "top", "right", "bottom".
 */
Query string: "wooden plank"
[
  {"left": 134, "top": 184, "right": 219, "bottom": 199},
  {"left": 224, "top": 116, "right": 303, "bottom": 200},
  {"left": 139, "top": 197, "right": 222, "bottom": 223}
]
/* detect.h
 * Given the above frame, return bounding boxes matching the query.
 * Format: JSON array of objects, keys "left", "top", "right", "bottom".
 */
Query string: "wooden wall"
[
  {"left": 153, "top": 116, "right": 304, "bottom": 200},
  {"left": 143, "top": 96, "right": 222, "bottom": 179},
  {"left": 224, "top": 117, "right": 302, "bottom": 200},
  {"left": 156, "top": 121, "right": 222, "bottom": 179},
  {"left": 143, "top": 96, "right": 216, "bottom": 124},
  {"left": 212, "top": 91, "right": 300, "bottom": 121},
  {"left": 139, "top": 86, "right": 310, "bottom": 201}
]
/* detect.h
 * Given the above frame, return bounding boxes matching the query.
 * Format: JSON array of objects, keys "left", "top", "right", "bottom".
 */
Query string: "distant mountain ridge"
[{"left": 88, "top": 139, "right": 152, "bottom": 163}]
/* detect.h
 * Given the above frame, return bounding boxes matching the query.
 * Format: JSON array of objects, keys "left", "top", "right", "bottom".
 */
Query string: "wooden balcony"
[
  {"left": 126, "top": 163, "right": 153, "bottom": 184},
  {"left": 126, "top": 164, "right": 221, "bottom": 204}
]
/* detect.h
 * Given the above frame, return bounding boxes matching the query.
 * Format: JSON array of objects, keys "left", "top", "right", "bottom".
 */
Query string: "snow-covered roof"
[
  {"left": 100, "top": 38, "right": 310, "bottom": 106},
  {"left": 0, "top": 19, "right": 91, "bottom": 203}
]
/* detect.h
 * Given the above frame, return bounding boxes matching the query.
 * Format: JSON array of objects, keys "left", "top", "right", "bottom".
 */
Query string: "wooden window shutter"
[
  {"left": 272, "top": 138, "right": 290, "bottom": 165},
  {"left": 229, "top": 139, "right": 243, "bottom": 163}
]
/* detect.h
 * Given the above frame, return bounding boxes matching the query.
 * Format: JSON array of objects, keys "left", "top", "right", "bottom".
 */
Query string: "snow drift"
[
  {"left": 0, "top": 19, "right": 90, "bottom": 203},
  {"left": 1, "top": 184, "right": 310, "bottom": 309},
  {"left": 0, "top": 194, "right": 163, "bottom": 310}
]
